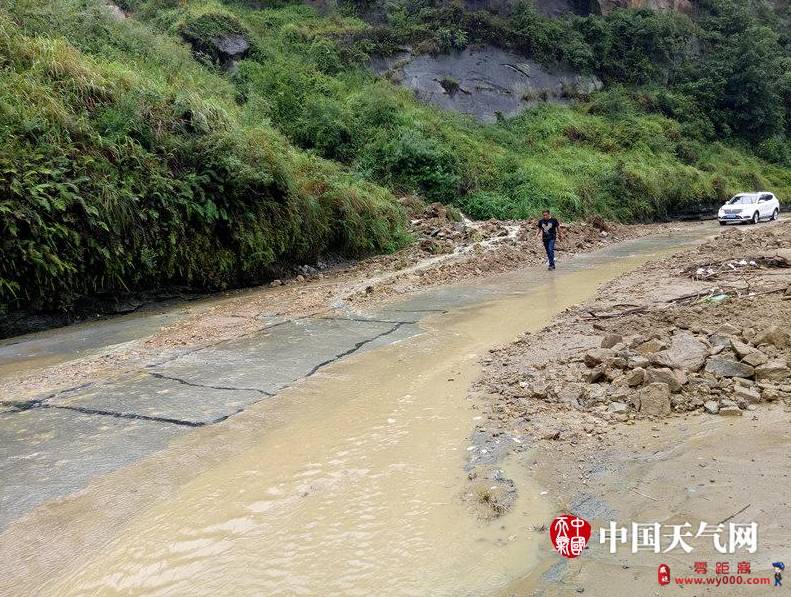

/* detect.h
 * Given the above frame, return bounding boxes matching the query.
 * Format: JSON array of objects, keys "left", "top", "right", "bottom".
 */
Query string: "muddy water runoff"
[{"left": 34, "top": 232, "right": 705, "bottom": 596}]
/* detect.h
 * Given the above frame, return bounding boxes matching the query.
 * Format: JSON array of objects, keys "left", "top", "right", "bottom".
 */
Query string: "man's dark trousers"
[{"left": 543, "top": 237, "right": 556, "bottom": 268}]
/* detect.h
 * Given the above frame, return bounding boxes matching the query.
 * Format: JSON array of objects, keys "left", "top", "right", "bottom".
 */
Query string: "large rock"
[
  {"left": 584, "top": 348, "right": 615, "bottom": 367},
  {"left": 662, "top": 331, "right": 709, "bottom": 371},
  {"left": 625, "top": 367, "right": 645, "bottom": 387},
  {"left": 645, "top": 367, "right": 684, "bottom": 392},
  {"left": 705, "top": 356, "right": 754, "bottom": 379},
  {"left": 704, "top": 400, "right": 719, "bottom": 414},
  {"left": 371, "top": 46, "right": 603, "bottom": 123},
  {"left": 742, "top": 350, "right": 768, "bottom": 367},
  {"left": 601, "top": 334, "right": 623, "bottom": 349},
  {"left": 754, "top": 326, "right": 790, "bottom": 349},
  {"left": 754, "top": 360, "right": 791, "bottom": 381},
  {"left": 730, "top": 339, "right": 756, "bottom": 359},
  {"left": 634, "top": 383, "right": 672, "bottom": 416},
  {"left": 636, "top": 338, "right": 667, "bottom": 355},
  {"left": 734, "top": 385, "right": 761, "bottom": 404},
  {"left": 598, "top": 0, "right": 693, "bottom": 14}
]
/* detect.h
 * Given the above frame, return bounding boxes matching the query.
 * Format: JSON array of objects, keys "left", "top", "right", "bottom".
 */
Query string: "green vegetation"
[
  {"left": 0, "top": 0, "right": 406, "bottom": 313},
  {"left": 1, "top": 0, "right": 790, "bottom": 316}
]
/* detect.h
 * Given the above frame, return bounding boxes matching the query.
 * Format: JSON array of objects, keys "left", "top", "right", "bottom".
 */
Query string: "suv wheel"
[
  {"left": 751, "top": 211, "right": 759, "bottom": 225},
  {"left": 772, "top": 208, "right": 779, "bottom": 221}
]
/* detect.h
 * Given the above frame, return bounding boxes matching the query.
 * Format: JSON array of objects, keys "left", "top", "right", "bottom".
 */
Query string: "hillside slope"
[{"left": 1, "top": 0, "right": 789, "bottom": 317}]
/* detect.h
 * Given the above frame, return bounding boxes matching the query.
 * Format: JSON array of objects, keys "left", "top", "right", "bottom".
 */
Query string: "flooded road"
[{"left": 0, "top": 229, "right": 711, "bottom": 596}]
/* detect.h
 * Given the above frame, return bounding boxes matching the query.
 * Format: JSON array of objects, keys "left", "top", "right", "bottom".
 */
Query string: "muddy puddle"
[{"left": 3, "top": 230, "right": 710, "bottom": 596}]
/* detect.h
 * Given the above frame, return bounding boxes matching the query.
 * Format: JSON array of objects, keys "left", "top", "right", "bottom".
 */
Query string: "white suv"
[{"left": 718, "top": 192, "right": 780, "bottom": 225}]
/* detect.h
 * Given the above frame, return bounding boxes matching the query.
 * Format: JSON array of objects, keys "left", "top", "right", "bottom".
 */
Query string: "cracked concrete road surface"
[{"left": 0, "top": 227, "right": 713, "bottom": 595}]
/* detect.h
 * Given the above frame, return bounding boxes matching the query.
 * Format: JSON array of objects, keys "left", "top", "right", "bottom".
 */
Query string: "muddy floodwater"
[{"left": 0, "top": 230, "right": 710, "bottom": 596}]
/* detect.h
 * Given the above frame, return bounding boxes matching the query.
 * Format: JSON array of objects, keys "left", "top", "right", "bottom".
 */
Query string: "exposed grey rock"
[
  {"left": 703, "top": 400, "right": 719, "bottom": 414},
  {"left": 371, "top": 46, "right": 603, "bottom": 123},
  {"left": 704, "top": 357, "right": 754, "bottom": 379},
  {"left": 719, "top": 405, "right": 743, "bottom": 416},
  {"left": 664, "top": 331, "right": 708, "bottom": 371},
  {"left": 212, "top": 34, "right": 250, "bottom": 59}
]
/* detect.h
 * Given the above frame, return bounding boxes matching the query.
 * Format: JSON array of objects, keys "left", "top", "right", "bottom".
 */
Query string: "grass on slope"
[{"left": 0, "top": 1, "right": 408, "bottom": 313}]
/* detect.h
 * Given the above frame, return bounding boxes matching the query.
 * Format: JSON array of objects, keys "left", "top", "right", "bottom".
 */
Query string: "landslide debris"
[{"left": 475, "top": 221, "right": 791, "bottom": 443}]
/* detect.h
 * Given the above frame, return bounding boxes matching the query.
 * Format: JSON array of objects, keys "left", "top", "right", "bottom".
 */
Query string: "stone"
[
  {"left": 733, "top": 385, "right": 761, "bottom": 403},
  {"left": 742, "top": 327, "right": 756, "bottom": 342},
  {"left": 558, "top": 384, "right": 584, "bottom": 407},
  {"left": 719, "top": 406, "right": 743, "bottom": 416},
  {"left": 704, "top": 357, "right": 754, "bottom": 379},
  {"left": 649, "top": 351, "right": 676, "bottom": 368},
  {"left": 754, "top": 360, "right": 791, "bottom": 381},
  {"left": 586, "top": 385, "right": 608, "bottom": 403},
  {"left": 703, "top": 400, "right": 719, "bottom": 415},
  {"left": 625, "top": 367, "right": 645, "bottom": 387},
  {"left": 627, "top": 355, "right": 650, "bottom": 369},
  {"left": 645, "top": 367, "right": 684, "bottom": 392},
  {"left": 601, "top": 334, "right": 623, "bottom": 349},
  {"left": 610, "top": 357, "right": 627, "bottom": 369},
  {"left": 664, "top": 331, "right": 709, "bottom": 371},
  {"left": 584, "top": 365, "right": 606, "bottom": 383},
  {"left": 584, "top": 348, "right": 615, "bottom": 367},
  {"left": 754, "top": 326, "right": 789, "bottom": 349},
  {"left": 730, "top": 339, "right": 756, "bottom": 359},
  {"left": 634, "top": 383, "right": 672, "bottom": 416},
  {"left": 708, "top": 334, "right": 731, "bottom": 348},
  {"left": 742, "top": 350, "right": 768, "bottom": 367},
  {"left": 607, "top": 402, "right": 629, "bottom": 414},
  {"left": 716, "top": 323, "right": 740, "bottom": 336},
  {"left": 636, "top": 339, "right": 667, "bottom": 355},
  {"left": 530, "top": 382, "right": 550, "bottom": 399}
]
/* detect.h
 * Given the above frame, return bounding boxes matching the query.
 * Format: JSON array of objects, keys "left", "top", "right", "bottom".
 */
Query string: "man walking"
[{"left": 536, "top": 209, "right": 561, "bottom": 270}]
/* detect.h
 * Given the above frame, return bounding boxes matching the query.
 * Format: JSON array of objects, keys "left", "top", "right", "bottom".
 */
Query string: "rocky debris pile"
[
  {"left": 683, "top": 225, "right": 791, "bottom": 281},
  {"left": 514, "top": 322, "right": 791, "bottom": 423}
]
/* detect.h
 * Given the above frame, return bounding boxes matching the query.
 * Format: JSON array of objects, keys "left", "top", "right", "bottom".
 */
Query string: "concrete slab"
[
  {"left": 0, "top": 408, "right": 184, "bottom": 529},
  {"left": 46, "top": 373, "right": 264, "bottom": 426},
  {"left": 151, "top": 317, "right": 400, "bottom": 392}
]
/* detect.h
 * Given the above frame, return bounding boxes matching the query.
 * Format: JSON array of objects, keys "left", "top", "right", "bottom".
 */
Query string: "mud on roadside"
[
  {"left": 473, "top": 220, "right": 791, "bottom": 443},
  {"left": 465, "top": 220, "right": 791, "bottom": 586},
  {"left": 0, "top": 200, "right": 683, "bottom": 402}
]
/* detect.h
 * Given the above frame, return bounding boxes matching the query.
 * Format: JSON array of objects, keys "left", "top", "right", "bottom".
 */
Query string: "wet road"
[{"left": 0, "top": 226, "right": 712, "bottom": 595}]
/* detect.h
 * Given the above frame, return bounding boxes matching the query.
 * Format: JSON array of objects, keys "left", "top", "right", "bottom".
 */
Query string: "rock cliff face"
[
  {"left": 371, "top": 46, "right": 603, "bottom": 122},
  {"left": 462, "top": 0, "right": 695, "bottom": 17},
  {"left": 596, "top": 0, "right": 694, "bottom": 14}
]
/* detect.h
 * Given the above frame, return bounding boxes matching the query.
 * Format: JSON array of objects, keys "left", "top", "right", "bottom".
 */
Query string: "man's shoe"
[{"left": 548, "top": 265, "right": 555, "bottom": 271}]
